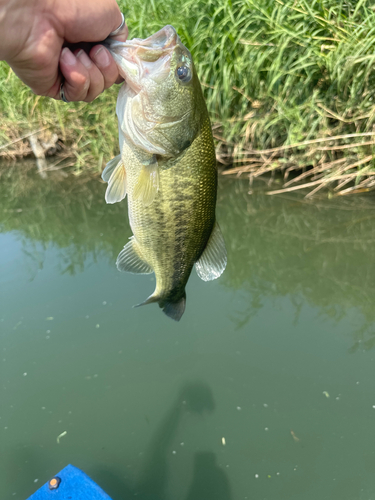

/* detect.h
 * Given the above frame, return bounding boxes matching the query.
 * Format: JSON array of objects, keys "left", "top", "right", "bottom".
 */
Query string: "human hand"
[{"left": 0, "top": 0, "right": 128, "bottom": 102}]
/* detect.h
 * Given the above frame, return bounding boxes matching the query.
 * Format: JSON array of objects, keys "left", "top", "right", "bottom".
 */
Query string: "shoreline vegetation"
[{"left": 2, "top": 0, "right": 375, "bottom": 196}]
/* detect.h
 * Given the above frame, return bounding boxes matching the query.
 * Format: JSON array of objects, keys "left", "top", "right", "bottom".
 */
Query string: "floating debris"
[
  {"left": 56, "top": 431, "right": 67, "bottom": 444},
  {"left": 221, "top": 437, "right": 226, "bottom": 446},
  {"left": 322, "top": 391, "right": 330, "bottom": 398},
  {"left": 46, "top": 317, "right": 54, "bottom": 321},
  {"left": 255, "top": 474, "right": 259, "bottom": 479},
  {"left": 291, "top": 430, "right": 300, "bottom": 442}
]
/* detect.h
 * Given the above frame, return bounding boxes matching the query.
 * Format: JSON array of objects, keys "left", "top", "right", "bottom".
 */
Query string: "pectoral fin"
[
  {"left": 195, "top": 221, "right": 227, "bottom": 281},
  {"left": 116, "top": 237, "right": 153, "bottom": 274},
  {"left": 133, "top": 161, "right": 160, "bottom": 207},
  {"left": 102, "top": 155, "right": 121, "bottom": 182},
  {"left": 102, "top": 155, "right": 127, "bottom": 204}
]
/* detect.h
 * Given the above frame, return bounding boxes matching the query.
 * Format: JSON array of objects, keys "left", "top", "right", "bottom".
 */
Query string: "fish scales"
[
  {"left": 125, "top": 116, "right": 216, "bottom": 302},
  {"left": 102, "top": 25, "right": 226, "bottom": 320}
]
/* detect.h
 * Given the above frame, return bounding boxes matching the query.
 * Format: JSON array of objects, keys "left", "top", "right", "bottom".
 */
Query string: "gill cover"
[{"left": 107, "top": 25, "right": 203, "bottom": 158}]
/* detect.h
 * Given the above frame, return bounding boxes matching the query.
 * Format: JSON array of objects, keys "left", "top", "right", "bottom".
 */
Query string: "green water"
[{"left": 1, "top": 164, "right": 375, "bottom": 500}]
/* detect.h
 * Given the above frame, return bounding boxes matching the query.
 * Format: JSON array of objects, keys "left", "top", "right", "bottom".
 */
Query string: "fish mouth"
[
  {"left": 131, "top": 25, "right": 177, "bottom": 51},
  {"left": 106, "top": 26, "right": 179, "bottom": 93}
]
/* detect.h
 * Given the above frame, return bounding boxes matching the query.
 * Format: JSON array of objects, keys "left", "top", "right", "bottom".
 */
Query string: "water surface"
[{"left": 1, "top": 163, "right": 375, "bottom": 500}]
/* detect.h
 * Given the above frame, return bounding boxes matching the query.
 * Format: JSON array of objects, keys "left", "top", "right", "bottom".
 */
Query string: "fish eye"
[{"left": 176, "top": 65, "right": 191, "bottom": 83}]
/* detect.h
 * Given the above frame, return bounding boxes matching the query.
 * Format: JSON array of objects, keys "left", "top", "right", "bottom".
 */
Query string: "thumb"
[{"left": 59, "top": 1, "right": 126, "bottom": 44}]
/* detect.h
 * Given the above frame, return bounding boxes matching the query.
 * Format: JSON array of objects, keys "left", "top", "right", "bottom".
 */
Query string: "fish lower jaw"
[{"left": 123, "top": 79, "right": 141, "bottom": 96}]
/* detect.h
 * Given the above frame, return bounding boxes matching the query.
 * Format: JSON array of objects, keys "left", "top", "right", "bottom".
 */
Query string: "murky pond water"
[{"left": 1, "top": 163, "right": 375, "bottom": 500}]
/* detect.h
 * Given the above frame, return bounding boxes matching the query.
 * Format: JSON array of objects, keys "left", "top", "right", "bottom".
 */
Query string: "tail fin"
[
  {"left": 161, "top": 294, "right": 186, "bottom": 322},
  {"left": 134, "top": 292, "right": 186, "bottom": 322}
]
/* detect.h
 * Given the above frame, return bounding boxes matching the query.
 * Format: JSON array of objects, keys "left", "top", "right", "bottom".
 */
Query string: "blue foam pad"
[{"left": 26, "top": 464, "right": 113, "bottom": 500}]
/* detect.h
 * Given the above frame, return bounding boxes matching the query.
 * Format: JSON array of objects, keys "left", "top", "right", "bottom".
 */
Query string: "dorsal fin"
[
  {"left": 195, "top": 221, "right": 227, "bottom": 281},
  {"left": 116, "top": 237, "right": 153, "bottom": 274}
]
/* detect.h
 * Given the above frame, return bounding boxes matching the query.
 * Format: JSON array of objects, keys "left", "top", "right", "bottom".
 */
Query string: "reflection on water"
[
  {"left": 2, "top": 164, "right": 375, "bottom": 349},
  {"left": 185, "top": 452, "right": 231, "bottom": 500},
  {"left": 216, "top": 179, "right": 375, "bottom": 350},
  {"left": 136, "top": 382, "right": 217, "bottom": 500},
  {"left": 0, "top": 161, "right": 130, "bottom": 274},
  {"left": 1, "top": 163, "right": 375, "bottom": 500},
  {"left": 93, "top": 382, "right": 220, "bottom": 500}
]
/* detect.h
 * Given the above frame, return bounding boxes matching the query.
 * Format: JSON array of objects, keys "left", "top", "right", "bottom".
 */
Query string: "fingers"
[
  {"left": 58, "top": 45, "right": 123, "bottom": 102},
  {"left": 90, "top": 45, "right": 120, "bottom": 90},
  {"left": 55, "top": 7, "right": 128, "bottom": 102},
  {"left": 111, "top": 24, "right": 129, "bottom": 44},
  {"left": 59, "top": 1, "right": 126, "bottom": 44},
  {"left": 59, "top": 47, "right": 89, "bottom": 101},
  {"left": 56, "top": 10, "right": 129, "bottom": 103}
]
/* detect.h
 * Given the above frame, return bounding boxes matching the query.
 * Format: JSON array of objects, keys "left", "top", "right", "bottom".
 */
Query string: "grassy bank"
[{"left": 2, "top": 0, "right": 375, "bottom": 195}]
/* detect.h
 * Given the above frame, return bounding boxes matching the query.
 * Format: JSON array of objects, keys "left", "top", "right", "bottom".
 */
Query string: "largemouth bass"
[{"left": 102, "top": 25, "right": 226, "bottom": 321}]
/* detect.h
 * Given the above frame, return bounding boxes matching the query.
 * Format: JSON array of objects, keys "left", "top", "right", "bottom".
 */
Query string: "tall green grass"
[{"left": 2, "top": 0, "right": 375, "bottom": 192}]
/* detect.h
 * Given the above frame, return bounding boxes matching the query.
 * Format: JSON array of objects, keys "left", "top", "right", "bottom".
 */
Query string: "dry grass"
[{"left": 219, "top": 131, "right": 375, "bottom": 196}]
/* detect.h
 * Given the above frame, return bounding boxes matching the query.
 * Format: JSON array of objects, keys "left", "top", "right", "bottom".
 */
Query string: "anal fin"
[
  {"left": 116, "top": 237, "right": 153, "bottom": 274},
  {"left": 195, "top": 221, "right": 227, "bottom": 281}
]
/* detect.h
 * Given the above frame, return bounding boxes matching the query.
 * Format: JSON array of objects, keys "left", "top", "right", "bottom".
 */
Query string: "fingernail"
[
  {"left": 93, "top": 47, "right": 110, "bottom": 68},
  {"left": 61, "top": 47, "right": 76, "bottom": 66},
  {"left": 77, "top": 49, "right": 92, "bottom": 69}
]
